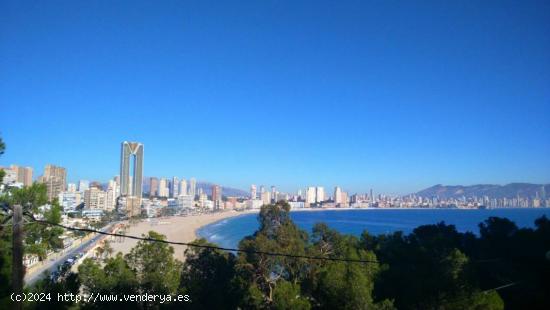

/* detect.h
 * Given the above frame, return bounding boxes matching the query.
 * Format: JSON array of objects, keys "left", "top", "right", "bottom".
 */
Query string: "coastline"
[
  {"left": 108, "top": 207, "right": 549, "bottom": 261},
  {"left": 109, "top": 209, "right": 258, "bottom": 261}
]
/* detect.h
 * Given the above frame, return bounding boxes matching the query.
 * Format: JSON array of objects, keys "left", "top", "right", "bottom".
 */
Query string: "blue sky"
[{"left": 1, "top": 0, "right": 549, "bottom": 194}]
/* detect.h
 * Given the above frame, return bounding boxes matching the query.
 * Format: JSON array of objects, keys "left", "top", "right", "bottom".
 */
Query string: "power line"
[
  {"left": 22, "top": 212, "right": 504, "bottom": 265},
  {"left": 481, "top": 281, "right": 519, "bottom": 294},
  {"left": 28, "top": 217, "right": 381, "bottom": 264}
]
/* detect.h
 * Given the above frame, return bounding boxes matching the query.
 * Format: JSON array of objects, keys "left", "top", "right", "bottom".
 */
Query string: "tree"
[
  {"left": 309, "top": 223, "right": 388, "bottom": 309},
  {"left": 125, "top": 231, "right": 182, "bottom": 295},
  {"left": 237, "top": 201, "right": 309, "bottom": 307},
  {"left": 180, "top": 238, "right": 242, "bottom": 309},
  {"left": 272, "top": 280, "right": 310, "bottom": 310},
  {"left": 103, "top": 240, "right": 114, "bottom": 259}
]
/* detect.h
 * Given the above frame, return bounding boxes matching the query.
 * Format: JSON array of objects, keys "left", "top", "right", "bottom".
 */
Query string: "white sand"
[{"left": 109, "top": 210, "right": 258, "bottom": 261}]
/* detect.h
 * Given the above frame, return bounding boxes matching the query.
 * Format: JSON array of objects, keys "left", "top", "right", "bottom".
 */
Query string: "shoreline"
[
  {"left": 109, "top": 209, "right": 258, "bottom": 261},
  {"left": 108, "top": 207, "right": 549, "bottom": 261}
]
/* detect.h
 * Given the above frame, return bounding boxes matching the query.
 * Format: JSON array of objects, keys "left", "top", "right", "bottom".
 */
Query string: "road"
[{"left": 24, "top": 223, "right": 115, "bottom": 286}]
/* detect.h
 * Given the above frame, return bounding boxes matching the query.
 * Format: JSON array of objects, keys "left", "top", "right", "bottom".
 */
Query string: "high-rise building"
[
  {"left": 271, "top": 186, "right": 276, "bottom": 203},
  {"left": 149, "top": 177, "right": 159, "bottom": 197},
  {"left": 189, "top": 178, "right": 197, "bottom": 198},
  {"left": 120, "top": 141, "right": 144, "bottom": 198},
  {"left": 341, "top": 191, "right": 348, "bottom": 206},
  {"left": 261, "top": 191, "right": 271, "bottom": 205},
  {"left": 67, "top": 183, "right": 77, "bottom": 193},
  {"left": 212, "top": 185, "right": 222, "bottom": 210},
  {"left": 84, "top": 187, "right": 107, "bottom": 210},
  {"left": 106, "top": 180, "right": 118, "bottom": 211},
  {"left": 58, "top": 191, "right": 82, "bottom": 211},
  {"left": 39, "top": 164, "right": 67, "bottom": 202},
  {"left": 9, "top": 165, "right": 33, "bottom": 187},
  {"left": 250, "top": 184, "right": 257, "bottom": 199},
  {"left": 179, "top": 179, "right": 187, "bottom": 196},
  {"left": 159, "top": 178, "right": 169, "bottom": 198},
  {"left": 306, "top": 187, "right": 316, "bottom": 204},
  {"left": 260, "top": 185, "right": 265, "bottom": 195},
  {"left": 78, "top": 180, "right": 90, "bottom": 192},
  {"left": 334, "top": 186, "right": 342, "bottom": 204},
  {"left": 120, "top": 141, "right": 144, "bottom": 217},
  {"left": 171, "top": 177, "right": 179, "bottom": 198},
  {"left": 316, "top": 187, "right": 325, "bottom": 203}
]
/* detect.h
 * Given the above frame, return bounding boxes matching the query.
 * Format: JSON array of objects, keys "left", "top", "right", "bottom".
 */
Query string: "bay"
[{"left": 196, "top": 208, "right": 550, "bottom": 249}]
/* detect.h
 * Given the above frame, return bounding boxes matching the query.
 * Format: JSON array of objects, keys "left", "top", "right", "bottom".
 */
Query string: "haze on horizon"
[{"left": 1, "top": 1, "right": 549, "bottom": 194}]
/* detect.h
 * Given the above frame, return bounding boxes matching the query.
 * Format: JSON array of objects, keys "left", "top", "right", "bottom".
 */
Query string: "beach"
[{"left": 109, "top": 210, "right": 258, "bottom": 261}]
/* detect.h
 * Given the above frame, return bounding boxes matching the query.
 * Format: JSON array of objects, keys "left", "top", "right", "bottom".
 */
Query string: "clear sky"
[{"left": 1, "top": 0, "right": 549, "bottom": 194}]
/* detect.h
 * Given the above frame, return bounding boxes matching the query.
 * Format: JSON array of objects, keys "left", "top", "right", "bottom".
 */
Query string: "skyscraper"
[
  {"left": 250, "top": 184, "right": 257, "bottom": 199},
  {"left": 159, "top": 178, "right": 169, "bottom": 198},
  {"left": 189, "top": 178, "right": 197, "bottom": 198},
  {"left": 212, "top": 184, "right": 221, "bottom": 210},
  {"left": 149, "top": 177, "right": 159, "bottom": 197},
  {"left": 179, "top": 178, "right": 187, "bottom": 196},
  {"left": 39, "top": 164, "right": 67, "bottom": 202},
  {"left": 119, "top": 142, "right": 144, "bottom": 217},
  {"left": 271, "top": 186, "right": 276, "bottom": 203},
  {"left": 334, "top": 186, "right": 342, "bottom": 204},
  {"left": 120, "top": 141, "right": 144, "bottom": 198},
  {"left": 10, "top": 165, "right": 33, "bottom": 187},
  {"left": 316, "top": 187, "right": 325, "bottom": 203},
  {"left": 78, "top": 180, "right": 90, "bottom": 192},
  {"left": 306, "top": 187, "right": 316, "bottom": 204},
  {"left": 171, "top": 177, "right": 179, "bottom": 198}
]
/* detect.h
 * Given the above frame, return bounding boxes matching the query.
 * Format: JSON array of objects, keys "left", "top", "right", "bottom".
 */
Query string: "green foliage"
[
  {"left": 25, "top": 199, "right": 64, "bottom": 259},
  {"left": 26, "top": 272, "right": 80, "bottom": 310},
  {"left": 125, "top": 231, "right": 182, "bottom": 295},
  {"left": 272, "top": 280, "right": 310, "bottom": 310},
  {"left": 180, "top": 238, "right": 242, "bottom": 309}
]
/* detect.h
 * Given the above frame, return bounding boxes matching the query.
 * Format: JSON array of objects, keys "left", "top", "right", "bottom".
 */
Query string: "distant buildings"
[
  {"left": 78, "top": 180, "right": 89, "bottom": 192},
  {"left": 179, "top": 178, "right": 187, "bottom": 196},
  {"left": 58, "top": 191, "right": 82, "bottom": 211},
  {"left": 334, "top": 187, "right": 342, "bottom": 204},
  {"left": 250, "top": 184, "right": 257, "bottom": 200},
  {"left": 149, "top": 177, "right": 159, "bottom": 197},
  {"left": 271, "top": 186, "right": 277, "bottom": 203},
  {"left": 38, "top": 164, "right": 67, "bottom": 202},
  {"left": 212, "top": 184, "right": 221, "bottom": 210},
  {"left": 261, "top": 191, "right": 271, "bottom": 205},
  {"left": 316, "top": 187, "right": 325, "bottom": 203},
  {"left": 171, "top": 177, "right": 179, "bottom": 198},
  {"left": 159, "top": 178, "right": 169, "bottom": 198},
  {"left": 189, "top": 178, "right": 197, "bottom": 198},
  {"left": 3, "top": 165, "right": 34, "bottom": 186},
  {"left": 84, "top": 187, "right": 108, "bottom": 210}
]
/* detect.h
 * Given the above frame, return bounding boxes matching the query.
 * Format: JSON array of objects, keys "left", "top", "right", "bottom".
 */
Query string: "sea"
[{"left": 196, "top": 208, "right": 550, "bottom": 249}]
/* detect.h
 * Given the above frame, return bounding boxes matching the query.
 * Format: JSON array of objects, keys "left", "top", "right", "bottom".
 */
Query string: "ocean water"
[{"left": 196, "top": 208, "right": 550, "bottom": 249}]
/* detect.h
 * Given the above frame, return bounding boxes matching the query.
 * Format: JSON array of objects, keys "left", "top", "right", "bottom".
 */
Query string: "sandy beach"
[{"left": 109, "top": 210, "right": 258, "bottom": 261}]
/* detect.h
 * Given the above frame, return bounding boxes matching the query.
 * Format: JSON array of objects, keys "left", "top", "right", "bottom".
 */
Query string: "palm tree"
[
  {"left": 103, "top": 240, "right": 114, "bottom": 259},
  {"left": 95, "top": 246, "right": 104, "bottom": 259}
]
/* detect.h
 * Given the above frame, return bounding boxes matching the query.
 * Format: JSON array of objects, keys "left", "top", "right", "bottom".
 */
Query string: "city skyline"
[{"left": 2, "top": 1, "right": 549, "bottom": 194}]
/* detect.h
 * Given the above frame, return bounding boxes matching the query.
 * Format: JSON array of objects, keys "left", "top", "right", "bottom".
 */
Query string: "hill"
[{"left": 415, "top": 183, "right": 548, "bottom": 199}]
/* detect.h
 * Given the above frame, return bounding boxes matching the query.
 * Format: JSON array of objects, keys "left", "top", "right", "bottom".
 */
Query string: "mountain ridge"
[{"left": 415, "top": 183, "right": 548, "bottom": 199}]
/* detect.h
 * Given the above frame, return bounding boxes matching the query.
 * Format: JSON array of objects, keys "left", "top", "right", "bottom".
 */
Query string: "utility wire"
[
  {"left": 27, "top": 217, "right": 381, "bottom": 264},
  {"left": 22, "top": 212, "right": 504, "bottom": 264}
]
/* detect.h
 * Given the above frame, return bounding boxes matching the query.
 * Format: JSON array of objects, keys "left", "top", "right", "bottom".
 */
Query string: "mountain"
[
  {"left": 196, "top": 182, "right": 249, "bottom": 198},
  {"left": 415, "top": 183, "right": 549, "bottom": 199},
  {"left": 142, "top": 177, "right": 249, "bottom": 198}
]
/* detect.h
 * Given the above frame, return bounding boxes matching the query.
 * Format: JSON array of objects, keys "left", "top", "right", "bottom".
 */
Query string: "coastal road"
[{"left": 24, "top": 223, "right": 116, "bottom": 286}]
